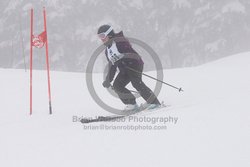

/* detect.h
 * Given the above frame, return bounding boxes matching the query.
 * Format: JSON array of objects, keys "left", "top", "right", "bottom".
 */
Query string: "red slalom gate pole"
[
  {"left": 43, "top": 7, "right": 53, "bottom": 114},
  {"left": 30, "top": 8, "right": 34, "bottom": 115}
]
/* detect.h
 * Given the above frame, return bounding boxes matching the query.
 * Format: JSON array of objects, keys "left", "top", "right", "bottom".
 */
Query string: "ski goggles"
[{"left": 98, "top": 26, "right": 113, "bottom": 39}]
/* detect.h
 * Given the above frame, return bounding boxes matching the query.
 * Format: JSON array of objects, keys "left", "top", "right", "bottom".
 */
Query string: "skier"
[{"left": 97, "top": 25, "right": 161, "bottom": 111}]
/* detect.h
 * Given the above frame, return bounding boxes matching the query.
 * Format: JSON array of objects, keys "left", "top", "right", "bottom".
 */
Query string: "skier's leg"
[
  {"left": 131, "top": 77, "right": 160, "bottom": 104},
  {"left": 127, "top": 62, "right": 160, "bottom": 105},
  {"left": 113, "top": 73, "right": 136, "bottom": 104}
]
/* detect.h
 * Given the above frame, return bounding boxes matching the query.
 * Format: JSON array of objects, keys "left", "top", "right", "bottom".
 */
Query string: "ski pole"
[
  {"left": 126, "top": 66, "right": 184, "bottom": 92},
  {"left": 111, "top": 86, "right": 139, "bottom": 94}
]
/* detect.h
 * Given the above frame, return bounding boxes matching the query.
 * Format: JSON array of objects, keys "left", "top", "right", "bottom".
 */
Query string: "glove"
[{"left": 102, "top": 80, "right": 111, "bottom": 88}]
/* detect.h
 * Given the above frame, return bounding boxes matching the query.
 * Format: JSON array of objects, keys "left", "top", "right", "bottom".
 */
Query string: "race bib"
[{"left": 107, "top": 42, "right": 124, "bottom": 64}]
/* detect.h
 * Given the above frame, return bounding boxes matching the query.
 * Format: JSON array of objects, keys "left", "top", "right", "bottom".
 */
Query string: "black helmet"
[{"left": 97, "top": 25, "right": 114, "bottom": 38}]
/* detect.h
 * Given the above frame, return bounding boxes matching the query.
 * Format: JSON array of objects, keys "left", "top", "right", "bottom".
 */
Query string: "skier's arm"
[{"left": 106, "top": 62, "right": 117, "bottom": 82}]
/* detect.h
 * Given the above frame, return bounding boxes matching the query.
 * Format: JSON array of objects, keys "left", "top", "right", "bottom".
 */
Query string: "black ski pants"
[{"left": 113, "top": 59, "right": 160, "bottom": 105}]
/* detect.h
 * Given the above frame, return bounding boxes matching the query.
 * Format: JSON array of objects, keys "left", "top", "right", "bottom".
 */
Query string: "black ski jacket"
[{"left": 105, "top": 31, "right": 143, "bottom": 82}]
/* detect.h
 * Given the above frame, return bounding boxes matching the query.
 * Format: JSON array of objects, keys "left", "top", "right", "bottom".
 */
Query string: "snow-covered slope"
[{"left": 0, "top": 52, "right": 249, "bottom": 167}]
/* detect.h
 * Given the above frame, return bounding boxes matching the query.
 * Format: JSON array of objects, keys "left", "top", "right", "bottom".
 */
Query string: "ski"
[
  {"left": 80, "top": 102, "right": 169, "bottom": 124},
  {"left": 81, "top": 115, "right": 126, "bottom": 124}
]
